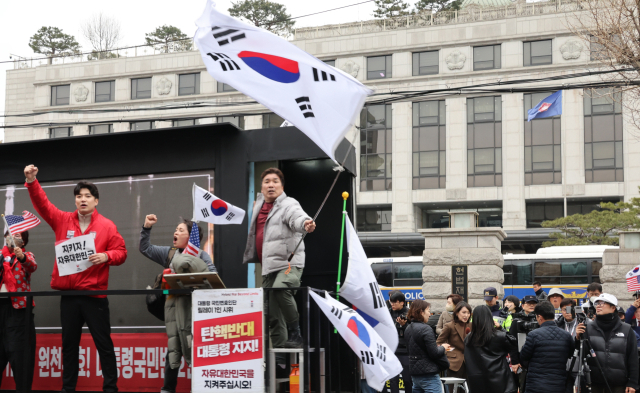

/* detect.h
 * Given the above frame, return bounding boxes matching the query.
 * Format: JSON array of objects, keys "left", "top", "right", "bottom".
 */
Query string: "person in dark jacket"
[
  {"left": 484, "top": 287, "right": 501, "bottom": 317},
  {"left": 532, "top": 281, "right": 548, "bottom": 302},
  {"left": 464, "top": 305, "right": 517, "bottom": 393},
  {"left": 624, "top": 297, "right": 640, "bottom": 337},
  {"left": 519, "top": 301, "right": 574, "bottom": 393},
  {"left": 139, "top": 214, "right": 216, "bottom": 393},
  {"left": 386, "top": 291, "right": 411, "bottom": 393},
  {"left": 405, "top": 300, "right": 451, "bottom": 393},
  {"left": 576, "top": 293, "right": 639, "bottom": 393}
]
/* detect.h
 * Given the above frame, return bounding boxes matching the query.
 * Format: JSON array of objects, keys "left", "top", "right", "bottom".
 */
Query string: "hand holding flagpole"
[{"left": 1, "top": 215, "right": 15, "bottom": 248}]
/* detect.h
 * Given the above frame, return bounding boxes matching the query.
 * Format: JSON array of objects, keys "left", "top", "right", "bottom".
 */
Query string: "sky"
[{"left": 0, "top": 0, "right": 380, "bottom": 140}]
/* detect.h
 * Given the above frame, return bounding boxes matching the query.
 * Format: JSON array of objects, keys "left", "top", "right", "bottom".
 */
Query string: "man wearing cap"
[
  {"left": 548, "top": 288, "right": 565, "bottom": 320},
  {"left": 576, "top": 293, "right": 639, "bottom": 393},
  {"left": 508, "top": 295, "right": 538, "bottom": 393},
  {"left": 484, "top": 287, "right": 501, "bottom": 317}
]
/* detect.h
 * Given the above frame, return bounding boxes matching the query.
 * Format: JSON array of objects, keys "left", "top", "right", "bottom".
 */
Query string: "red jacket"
[
  {"left": 26, "top": 179, "right": 127, "bottom": 296},
  {"left": 1, "top": 246, "right": 37, "bottom": 309}
]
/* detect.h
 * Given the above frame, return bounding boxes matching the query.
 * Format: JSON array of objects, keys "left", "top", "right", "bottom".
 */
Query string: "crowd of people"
[
  {"left": 385, "top": 283, "right": 640, "bottom": 393},
  {"left": 0, "top": 165, "right": 316, "bottom": 393}
]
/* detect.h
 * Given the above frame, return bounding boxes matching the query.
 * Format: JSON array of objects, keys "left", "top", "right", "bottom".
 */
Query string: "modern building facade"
[{"left": 4, "top": 0, "right": 636, "bottom": 255}]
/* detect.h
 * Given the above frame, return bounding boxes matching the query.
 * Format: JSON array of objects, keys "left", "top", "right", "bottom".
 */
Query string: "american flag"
[
  {"left": 5, "top": 211, "right": 41, "bottom": 234},
  {"left": 183, "top": 221, "right": 200, "bottom": 256},
  {"left": 627, "top": 265, "right": 640, "bottom": 291}
]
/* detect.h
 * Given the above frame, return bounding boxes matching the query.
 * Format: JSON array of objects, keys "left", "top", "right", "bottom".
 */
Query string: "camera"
[{"left": 512, "top": 311, "right": 540, "bottom": 333}]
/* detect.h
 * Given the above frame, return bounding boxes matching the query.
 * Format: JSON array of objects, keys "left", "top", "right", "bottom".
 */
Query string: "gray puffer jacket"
[
  {"left": 242, "top": 192, "right": 311, "bottom": 275},
  {"left": 165, "top": 252, "right": 209, "bottom": 368}
]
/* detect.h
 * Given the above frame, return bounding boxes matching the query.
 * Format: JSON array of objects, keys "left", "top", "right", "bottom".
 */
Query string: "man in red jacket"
[{"left": 24, "top": 164, "right": 127, "bottom": 393}]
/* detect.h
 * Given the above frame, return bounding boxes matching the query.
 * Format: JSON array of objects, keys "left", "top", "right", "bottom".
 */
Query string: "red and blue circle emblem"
[
  {"left": 211, "top": 199, "right": 228, "bottom": 216},
  {"left": 238, "top": 51, "right": 300, "bottom": 83},
  {"left": 347, "top": 317, "right": 371, "bottom": 347}
]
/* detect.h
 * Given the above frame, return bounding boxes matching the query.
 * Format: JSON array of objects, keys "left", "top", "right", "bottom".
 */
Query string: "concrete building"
[{"left": 4, "top": 0, "right": 636, "bottom": 256}]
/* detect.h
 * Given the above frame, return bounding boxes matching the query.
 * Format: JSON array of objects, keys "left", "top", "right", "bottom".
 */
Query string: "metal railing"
[{"left": 293, "top": 0, "right": 585, "bottom": 40}]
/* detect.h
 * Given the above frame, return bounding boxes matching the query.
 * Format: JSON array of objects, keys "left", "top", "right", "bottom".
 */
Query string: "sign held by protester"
[
  {"left": 192, "top": 288, "right": 264, "bottom": 393},
  {"left": 55, "top": 234, "right": 96, "bottom": 277}
]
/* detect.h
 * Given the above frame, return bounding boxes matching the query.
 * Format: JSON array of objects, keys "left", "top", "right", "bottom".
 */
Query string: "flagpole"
[
  {"left": 1, "top": 215, "right": 15, "bottom": 248},
  {"left": 336, "top": 192, "right": 349, "bottom": 301}
]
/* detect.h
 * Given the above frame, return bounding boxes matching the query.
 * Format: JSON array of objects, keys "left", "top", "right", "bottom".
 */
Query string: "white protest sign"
[{"left": 55, "top": 234, "right": 96, "bottom": 277}]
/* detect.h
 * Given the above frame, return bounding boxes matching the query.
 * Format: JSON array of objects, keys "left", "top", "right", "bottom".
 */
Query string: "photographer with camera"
[
  {"left": 387, "top": 291, "right": 412, "bottom": 393},
  {"left": 519, "top": 301, "right": 574, "bottom": 393},
  {"left": 575, "top": 294, "right": 639, "bottom": 393},
  {"left": 556, "top": 299, "right": 578, "bottom": 338}
]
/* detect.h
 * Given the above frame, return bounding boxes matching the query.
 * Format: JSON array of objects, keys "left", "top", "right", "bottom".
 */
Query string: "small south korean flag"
[{"left": 192, "top": 184, "right": 246, "bottom": 225}]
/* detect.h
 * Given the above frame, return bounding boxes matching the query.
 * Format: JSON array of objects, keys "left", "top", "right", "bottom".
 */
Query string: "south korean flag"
[
  {"left": 310, "top": 291, "right": 402, "bottom": 391},
  {"left": 192, "top": 183, "right": 246, "bottom": 225},
  {"left": 194, "top": 0, "right": 373, "bottom": 162}
]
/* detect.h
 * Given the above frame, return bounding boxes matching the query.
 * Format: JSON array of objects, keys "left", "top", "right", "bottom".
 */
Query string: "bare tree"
[
  {"left": 565, "top": 0, "right": 640, "bottom": 137},
  {"left": 82, "top": 12, "right": 122, "bottom": 60}
]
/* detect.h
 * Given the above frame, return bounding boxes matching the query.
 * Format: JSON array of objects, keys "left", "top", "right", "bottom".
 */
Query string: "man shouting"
[{"left": 24, "top": 165, "right": 127, "bottom": 393}]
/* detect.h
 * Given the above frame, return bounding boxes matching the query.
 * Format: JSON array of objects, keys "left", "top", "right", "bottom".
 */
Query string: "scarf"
[{"left": 595, "top": 313, "right": 618, "bottom": 340}]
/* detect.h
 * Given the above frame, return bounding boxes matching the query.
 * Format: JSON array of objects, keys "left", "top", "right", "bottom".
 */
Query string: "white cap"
[
  {"left": 595, "top": 293, "right": 618, "bottom": 307},
  {"left": 548, "top": 288, "right": 565, "bottom": 298}
]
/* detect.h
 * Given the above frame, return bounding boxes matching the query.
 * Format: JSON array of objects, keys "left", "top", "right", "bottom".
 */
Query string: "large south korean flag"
[
  {"left": 340, "top": 216, "right": 398, "bottom": 352},
  {"left": 194, "top": 0, "right": 373, "bottom": 161},
  {"left": 310, "top": 291, "right": 402, "bottom": 391}
]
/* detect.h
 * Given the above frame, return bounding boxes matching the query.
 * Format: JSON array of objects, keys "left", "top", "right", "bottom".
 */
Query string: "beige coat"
[
  {"left": 436, "top": 320, "right": 471, "bottom": 372},
  {"left": 436, "top": 312, "right": 453, "bottom": 336}
]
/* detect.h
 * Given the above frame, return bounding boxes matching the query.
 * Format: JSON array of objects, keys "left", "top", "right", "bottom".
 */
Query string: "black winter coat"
[
  {"left": 584, "top": 316, "right": 639, "bottom": 389},
  {"left": 464, "top": 331, "right": 517, "bottom": 393},
  {"left": 405, "top": 321, "right": 447, "bottom": 376},
  {"left": 389, "top": 306, "right": 410, "bottom": 355},
  {"left": 520, "top": 321, "right": 574, "bottom": 393}
]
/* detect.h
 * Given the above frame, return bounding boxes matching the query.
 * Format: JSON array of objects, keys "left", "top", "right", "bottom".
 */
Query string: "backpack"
[{"left": 145, "top": 248, "right": 177, "bottom": 321}]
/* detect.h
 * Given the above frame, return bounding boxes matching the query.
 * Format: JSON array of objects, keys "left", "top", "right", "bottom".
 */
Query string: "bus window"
[
  {"left": 394, "top": 264, "right": 423, "bottom": 286},
  {"left": 591, "top": 260, "right": 602, "bottom": 283},
  {"left": 534, "top": 261, "right": 588, "bottom": 284},
  {"left": 371, "top": 263, "right": 393, "bottom": 287},
  {"left": 504, "top": 261, "right": 533, "bottom": 285}
]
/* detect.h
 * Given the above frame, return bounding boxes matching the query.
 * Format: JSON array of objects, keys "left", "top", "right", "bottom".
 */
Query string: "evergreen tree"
[
  {"left": 145, "top": 25, "right": 193, "bottom": 53},
  {"left": 415, "top": 0, "right": 462, "bottom": 12},
  {"left": 229, "top": 0, "right": 295, "bottom": 37},
  {"left": 373, "top": 0, "right": 411, "bottom": 18},
  {"left": 29, "top": 27, "right": 80, "bottom": 64}
]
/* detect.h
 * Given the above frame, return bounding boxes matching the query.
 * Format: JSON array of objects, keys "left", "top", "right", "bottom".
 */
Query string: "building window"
[
  {"left": 524, "top": 92, "right": 561, "bottom": 185},
  {"left": 357, "top": 207, "right": 392, "bottom": 231},
  {"left": 217, "top": 82, "right": 236, "bottom": 92},
  {"left": 51, "top": 85, "right": 70, "bottom": 106},
  {"left": 131, "top": 78, "right": 152, "bottom": 100},
  {"left": 262, "top": 113, "right": 285, "bottom": 128},
  {"left": 412, "top": 100, "right": 445, "bottom": 189},
  {"left": 473, "top": 45, "right": 501, "bottom": 71},
  {"left": 526, "top": 200, "right": 564, "bottom": 228},
  {"left": 130, "top": 121, "right": 155, "bottom": 131},
  {"left": 524, "top": 40, "right": 552, "bottom": 66},
  {"left": 412, "top": 51, "right": 439, "bottom": 76},
  {"left": 95, "top": 81, "right": 115, "bottom": 103},
  {"left": 217, "top": 116, "right": 245, "bottom": 129},
  {"left": 179, "top": 73, "right": 201, "bottom": 96},
  {"left": 173, "top": 119, "right": 198, "bottom": 127},
  {"left": 367, "top": 55, "right": 392, "bottom": 80},
  {"left": 467, "top": 96, "right": 502, "bottom": 187},
  {"left": 50, "top": 127, "right": 72, "bottom": 138},
  {"left": 89, "top": 124, "right": 113, "bottom": 134},
  {"left": 567, "top": 197, "right": 621, "bottom": 216},
  {"left": 360, "top": 104, "right": 392, "bottom": 191},
  {"left": 422, "top": 206, "right": 502, "bottom": 228},
  {"left": 584, "top": 88, "right": 623, "bottom": 183},
  {"left": 324, "top": 60, "right": 336, "bottom": 67}
]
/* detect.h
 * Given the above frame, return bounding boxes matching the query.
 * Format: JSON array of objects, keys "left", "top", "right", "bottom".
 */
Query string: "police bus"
[{"left": 369, "top": 245, "right": 614, "bottom": 304}]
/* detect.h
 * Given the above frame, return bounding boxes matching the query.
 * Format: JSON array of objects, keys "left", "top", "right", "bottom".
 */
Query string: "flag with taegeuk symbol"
[
  {"left": 5, "top": 210, "right": 41, "bottom": 234},
  {"left": 626, "top": 265, "right": 640, "bottom": 291},
  {"left": 183, "top": 221, "right": 200, "bottom": 257}
]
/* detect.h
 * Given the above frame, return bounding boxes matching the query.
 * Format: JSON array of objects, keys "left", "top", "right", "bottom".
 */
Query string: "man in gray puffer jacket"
[{"left": 243, "top": 168, "right": 316, "bottom": 350}]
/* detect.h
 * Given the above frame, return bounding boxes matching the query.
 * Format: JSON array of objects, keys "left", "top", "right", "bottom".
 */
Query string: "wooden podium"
[{"left": 164, "top": 272, "right": 226, "bottom": 290}]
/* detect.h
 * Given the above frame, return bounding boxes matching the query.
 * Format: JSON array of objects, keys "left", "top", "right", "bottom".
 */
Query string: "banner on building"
[
  {"left": 192, "top": 288, "right": 264, "bottom": 392},
  {"left": 1, "top": 333, "right": 191, "bottom": 392}
]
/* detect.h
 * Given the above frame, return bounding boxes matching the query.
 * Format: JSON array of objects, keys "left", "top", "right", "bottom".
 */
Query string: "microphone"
[{"left": 465, "top": 327, "right": 471, "bottom": 335}]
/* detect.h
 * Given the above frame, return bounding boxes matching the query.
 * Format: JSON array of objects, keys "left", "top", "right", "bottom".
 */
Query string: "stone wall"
[
  {"left": 420, "top": 227, "right": 506, "bottom": 311},
  {"left": 601, "top": 248, "right": 639, "bottom": 309}
]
